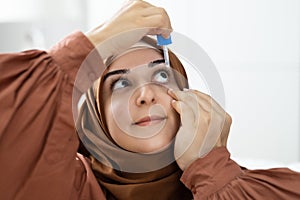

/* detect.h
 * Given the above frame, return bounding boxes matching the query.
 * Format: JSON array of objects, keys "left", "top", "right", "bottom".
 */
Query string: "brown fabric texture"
[
  {"left": 181, "top": 147, "right": 300, "bottom": 199},
  {"left": 1, "top": 31, "right": 300, "bottom": 200},
  {"left": 0, "top": 31, "right": 105, "bottom": 200}
]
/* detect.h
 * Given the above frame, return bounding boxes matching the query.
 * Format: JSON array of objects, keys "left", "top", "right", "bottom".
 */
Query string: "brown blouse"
[{"left": 0, "top": 31, "right": 299, "bottom": 200}]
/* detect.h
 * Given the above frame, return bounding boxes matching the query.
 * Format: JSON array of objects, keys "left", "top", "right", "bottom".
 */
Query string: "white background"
[{"left": 0, "top": 0, "right": 299, "bottom": 165}]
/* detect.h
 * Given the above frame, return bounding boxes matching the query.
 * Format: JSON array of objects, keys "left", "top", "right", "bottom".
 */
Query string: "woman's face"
[{"left": 101, "top": 48, "right": 181, "bottom": 153}]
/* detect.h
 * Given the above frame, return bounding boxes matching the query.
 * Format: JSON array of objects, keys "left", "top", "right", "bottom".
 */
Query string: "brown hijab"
[{"left": 76, "top": 37, "right": 192, "bottom": 200}]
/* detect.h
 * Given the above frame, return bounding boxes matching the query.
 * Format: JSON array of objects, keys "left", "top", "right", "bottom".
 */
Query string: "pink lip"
[{"left": 134, "top": 116, "right": 166, "bottom": 126}]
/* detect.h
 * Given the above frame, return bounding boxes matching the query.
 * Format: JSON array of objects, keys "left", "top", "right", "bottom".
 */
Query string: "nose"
[{"left": 135, "top": 85, "right": 157, "bottom": 106}]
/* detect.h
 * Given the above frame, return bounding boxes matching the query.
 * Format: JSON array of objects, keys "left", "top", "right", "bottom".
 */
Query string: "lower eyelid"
[
  {"left": 153, "top": 68, "right": 171, "bottom": 77},
  {"left": 110, "top": 78, "right": 125, "bottom": 90}
]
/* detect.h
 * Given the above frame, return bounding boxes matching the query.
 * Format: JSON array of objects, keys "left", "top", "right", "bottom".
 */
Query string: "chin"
[
  {"left": 137, "top": 135, "right": 175, "bottom": 154},
  {"left": 141, "top": 125, "right": 179, "bottom": 154}
]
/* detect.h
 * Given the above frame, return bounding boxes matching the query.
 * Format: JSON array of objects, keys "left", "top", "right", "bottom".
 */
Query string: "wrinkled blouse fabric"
[{"left": 0, "top": 32, "right": 300, "bottom": 200}]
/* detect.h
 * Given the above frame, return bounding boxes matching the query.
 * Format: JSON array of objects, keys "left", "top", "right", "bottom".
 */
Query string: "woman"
[
  {"left": 0, "top": 1, "right": 173, "bottom": 199},
  {"left": 0, "top": 0, "right": 299, "bottom": 199},
  {"left": 76, "top": 37, "right": 196, "bottom": 199},
  {"left": 76, "top": 36, "right": 300, "bottom": 200}
]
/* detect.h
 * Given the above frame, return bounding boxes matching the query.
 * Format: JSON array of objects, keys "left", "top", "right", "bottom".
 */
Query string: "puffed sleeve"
[
  {"left": 181, "top": 147, "right": 300, "bottom": 200},
  {"left": 0, "top": 31, "right": 105, "bottom": 200}
]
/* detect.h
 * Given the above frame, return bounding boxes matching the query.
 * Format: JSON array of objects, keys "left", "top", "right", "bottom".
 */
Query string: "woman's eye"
[
  {"left": 112, "top": 79, "right": 130, "bottom": 90},
  {"left": 153, "top": 70, "right": 169, "bottom": 83}
]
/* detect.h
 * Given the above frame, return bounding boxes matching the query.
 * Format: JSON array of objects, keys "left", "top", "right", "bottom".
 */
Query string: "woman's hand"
[
  {"left": 168, "top": 89, "right": 232, "bottom": 171},
  {"left": 85, "top": 0, "right": 172, "bottom": 60}
]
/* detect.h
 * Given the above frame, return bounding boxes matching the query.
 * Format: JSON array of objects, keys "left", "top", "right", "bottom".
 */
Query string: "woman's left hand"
[
  {"left": 85, "top": 0, "right": 172, "bottom": 60},
  {"left": 168, "top": 89, "right": 232, "bottom": 171}
]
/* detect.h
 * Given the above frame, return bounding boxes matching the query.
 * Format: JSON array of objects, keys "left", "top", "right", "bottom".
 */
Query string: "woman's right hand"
[
  {"left": 85, "top": 0, "right": 172, "bottom": 60},
  {"left": 168, "top": 89, "right": 232, "bottom": 171}
]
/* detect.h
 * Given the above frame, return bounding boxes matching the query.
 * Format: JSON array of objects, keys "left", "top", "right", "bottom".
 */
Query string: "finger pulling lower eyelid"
[
  {"left": 171, "top": 90, "right": 189, "bottom": 101},
  {"left": 167, "top": 89, "right": 178, "bottom": 99},
  {"left": 167, "top": 88, "right": 174, "bottom": 95}
]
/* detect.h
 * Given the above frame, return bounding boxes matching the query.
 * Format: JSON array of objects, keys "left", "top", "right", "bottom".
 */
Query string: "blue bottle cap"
[{"left": 156, "top": 35, "right": 172, "bottom": 46}]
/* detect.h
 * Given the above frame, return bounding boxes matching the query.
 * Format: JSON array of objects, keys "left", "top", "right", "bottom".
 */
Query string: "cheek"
[
  {"left": 104, "top": 98, "right": 132, "bottom": 137},
  {"left": 104, "top": 100, "right": 121, "bottom": 132},
  {"left": 104, "top": 102, "right": 112, "bottom": 128},
  {"left": 104, "top": 102, "right": 123, "bottom": 143},
  {"left": 168, "top": 100, "right": 180, "bottom": 127},
  {"left": 163, "top": 93, "right": 180, "bottom": 128}
]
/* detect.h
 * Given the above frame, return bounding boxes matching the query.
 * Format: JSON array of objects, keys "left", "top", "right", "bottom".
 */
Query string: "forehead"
[{"left": 108, "top": 48, "right": 163, "bottom": 71}]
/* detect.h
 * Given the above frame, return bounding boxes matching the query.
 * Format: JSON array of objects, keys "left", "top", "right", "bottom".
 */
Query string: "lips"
[{"left": 134, "top": 116, "right": 166, "bottom": 126}]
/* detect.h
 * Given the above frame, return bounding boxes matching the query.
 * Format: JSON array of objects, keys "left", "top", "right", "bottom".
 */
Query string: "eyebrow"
[
  {"left": 103, "top": 59, "right": 165, "bottom": 82},
  {"left": 148, "top": 59, "right": 165, "bottom": 68},
  {"left": 103, "top": 69, "right": 129, "bottom": 82}
]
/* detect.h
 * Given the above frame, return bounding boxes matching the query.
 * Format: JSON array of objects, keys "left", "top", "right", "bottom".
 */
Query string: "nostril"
[{"left": 140, "top": 100, "right": 145, "bottom": 104}]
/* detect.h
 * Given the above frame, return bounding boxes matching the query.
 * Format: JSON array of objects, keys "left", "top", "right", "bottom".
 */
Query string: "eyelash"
[
  {"left": 109, "top": 67, "right": 172, "bottom": 91},
  {"left": 153, "top": 68, "right": 171, "bottom": 81},
  {"left": 109, "top": 77, "right": 127, "bottom": 91}
]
